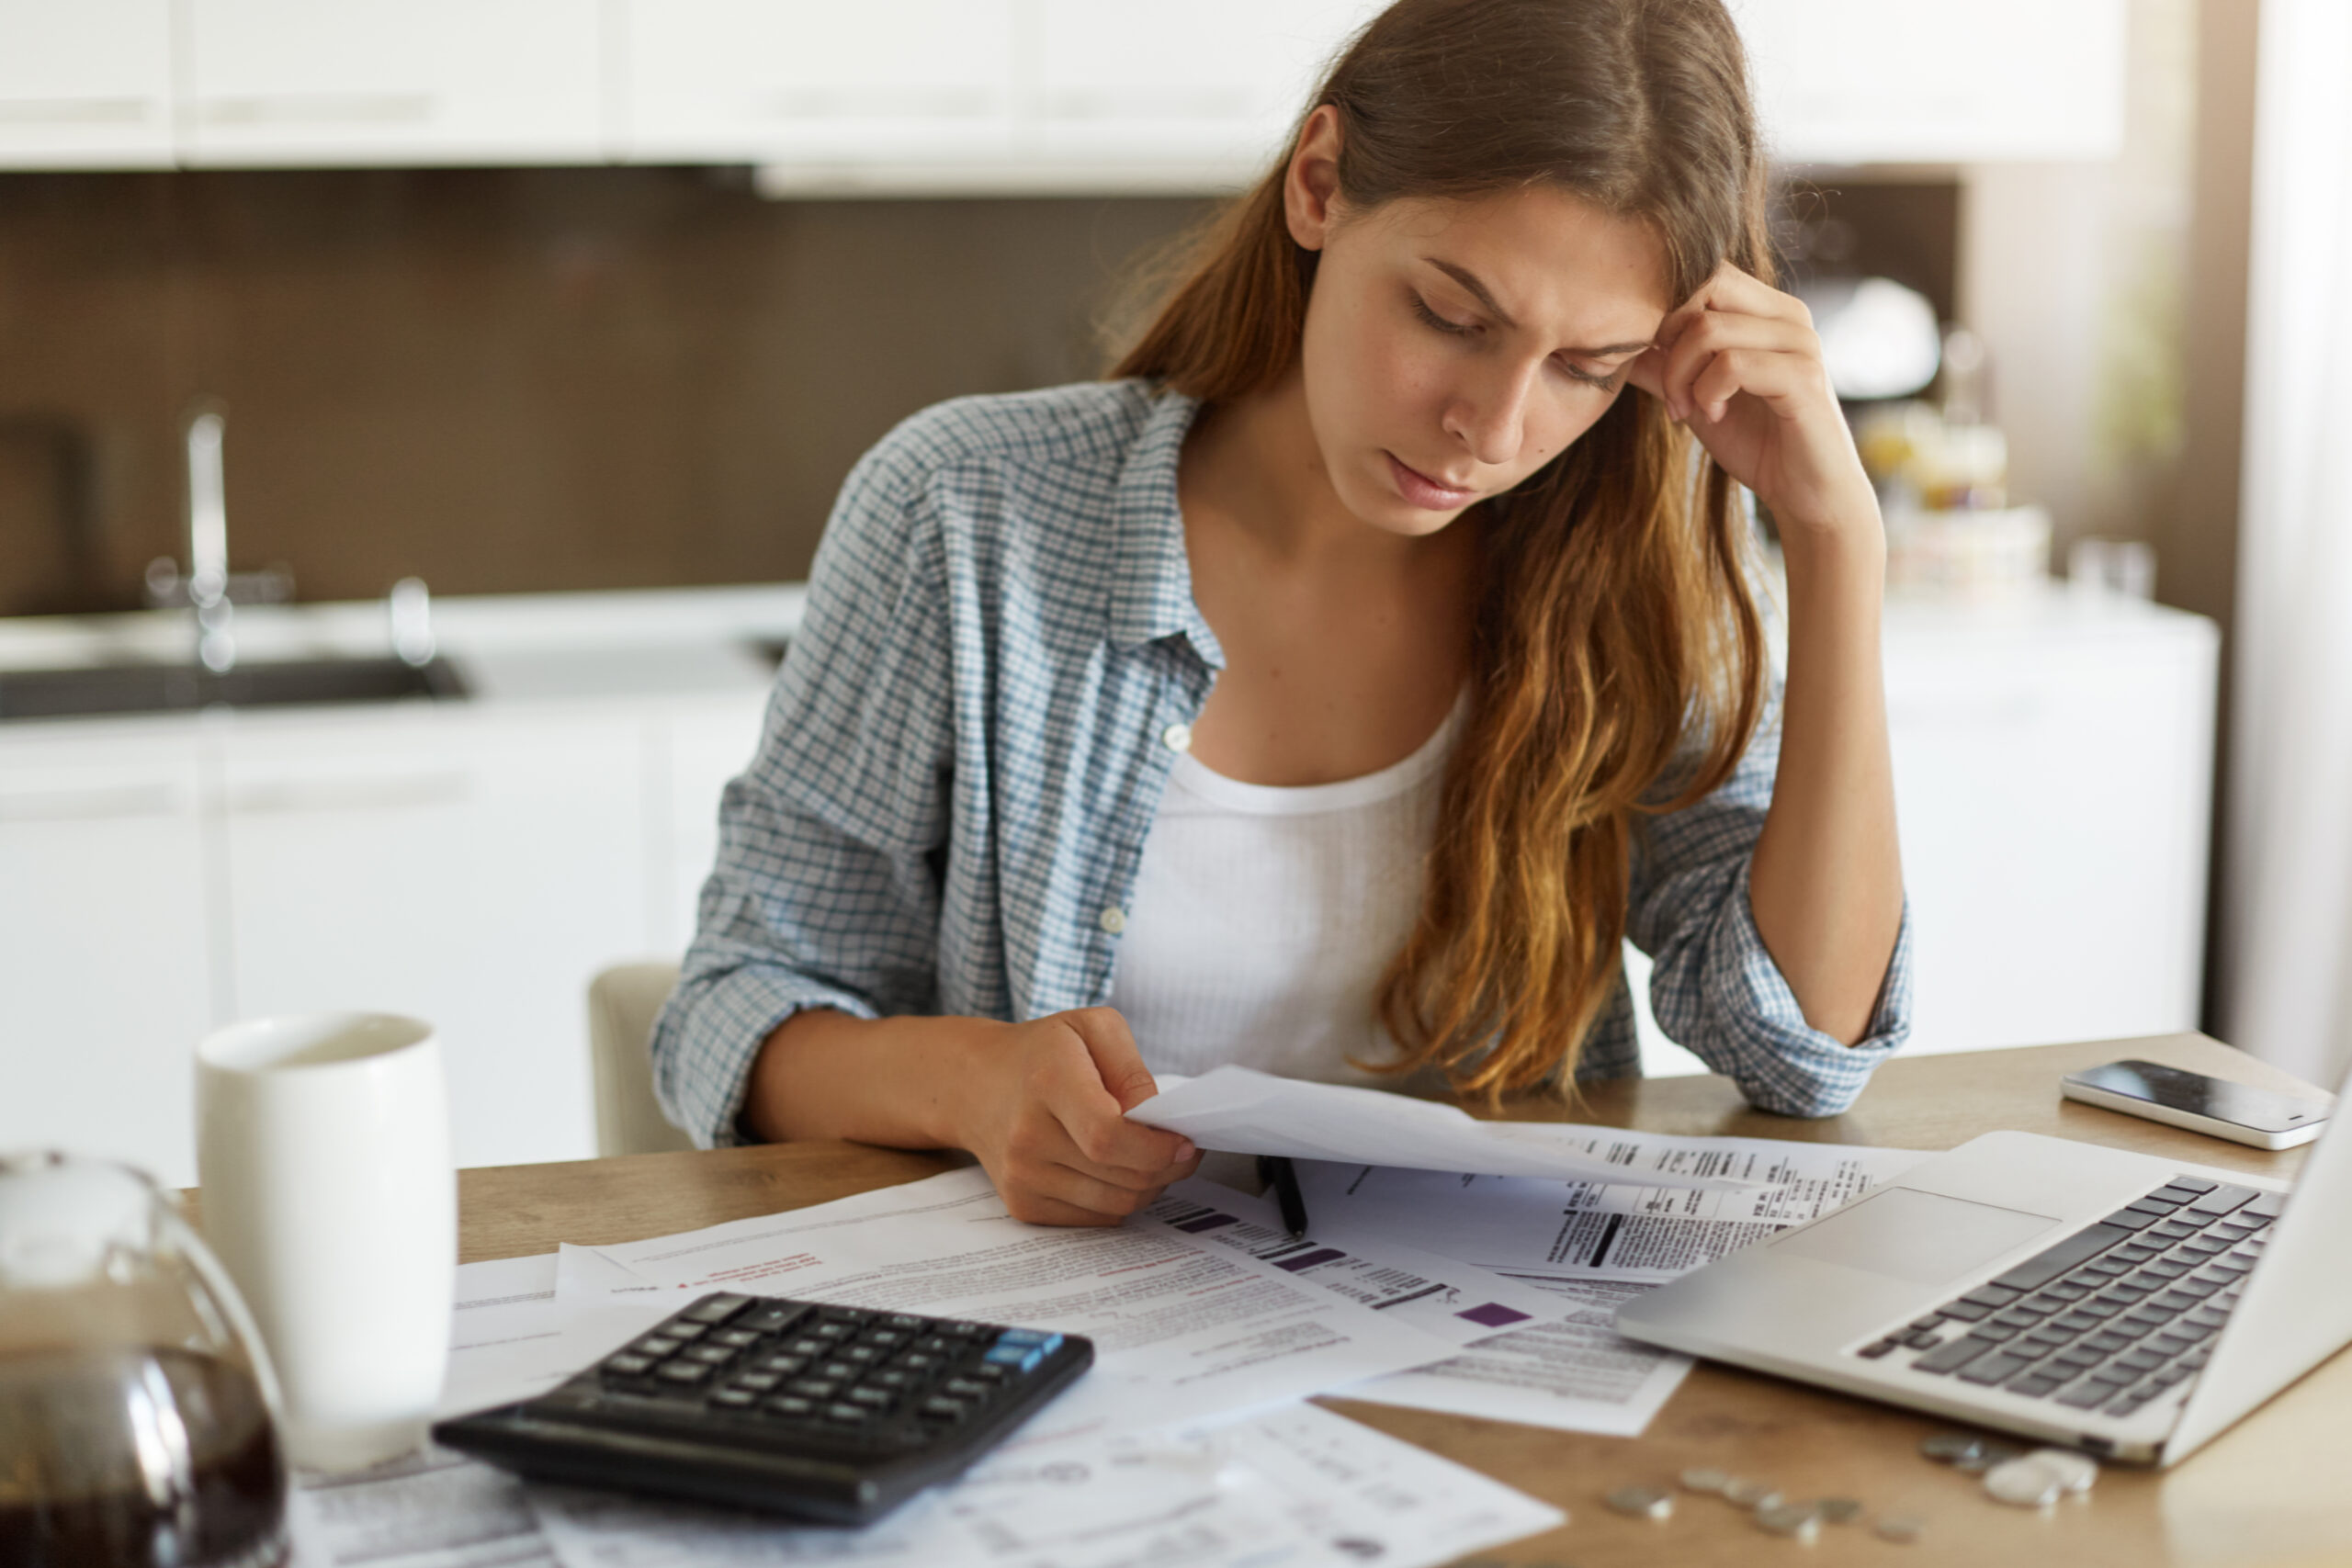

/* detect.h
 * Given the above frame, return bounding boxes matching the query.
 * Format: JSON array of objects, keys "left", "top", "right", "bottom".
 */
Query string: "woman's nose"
[{"left": 1442, "top": 359, "right": 1540, "bottom": 467}]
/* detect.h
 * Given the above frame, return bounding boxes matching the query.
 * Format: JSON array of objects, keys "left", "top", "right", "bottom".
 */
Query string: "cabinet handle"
[
  {"left": 0, "top": 97, "right": 154, "bottom": 127},
  {"left": 228, "top": 773, "right": 472, "bottom": 815},
  {"left": 198, "top": 94, "right": 437, "bottom": 128},
  {"left": 0, "top": 784, "right": 182, "bottom": 822}
]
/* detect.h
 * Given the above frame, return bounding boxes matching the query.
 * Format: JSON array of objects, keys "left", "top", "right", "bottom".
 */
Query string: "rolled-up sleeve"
[
  {"left": 650, "top": 438, "right": 956, "bottom": 1146},
  {"left": 1627, "top": 686, "right": 1914, "bottom": 1117}
]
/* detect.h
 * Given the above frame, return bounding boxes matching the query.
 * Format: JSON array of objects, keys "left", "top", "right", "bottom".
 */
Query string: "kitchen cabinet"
[
  {"left": 1019, "top": 0, "right": 1373, "bottom": 168},
  {"left": 624, "top": 0, "right": 1020, "bottom": 169},
  {"left": 1635, "top": 592, "right": 2218, "bottom": 1077},
  {"left": 652, "top": 696, "right": 769, "bottom": 953},
  {"left": 0, "top": 592, "right": 790, "bottom": 1187},
  {"left": 0, "top": 0, "right": 2129, "bottom": 177},
  {"left": 0, "top": 0, "right": 175, "bottom": 168},
  {"left": 1882, "top": 598, "right": 2214, "bottom": 1055},
  {"left": 626, "top": 1, "right": 1382, "bottom": 188},
  {"left": 0, "top": 727, "right": 213, "bottom": 1180},
  {"left": 1739, "top": 0, "right": 2127, "bottom": 164},
  {"left": 177, "top": 0, "right": 605, "bottom": 166},
  {"left": 218, "top": 705, "right": 643, "bottom": 1168}
]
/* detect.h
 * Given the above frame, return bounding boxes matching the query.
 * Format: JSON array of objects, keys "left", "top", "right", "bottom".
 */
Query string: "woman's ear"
[{"left": 1283, "top": 105, "right": 1345, "bottom": 251}]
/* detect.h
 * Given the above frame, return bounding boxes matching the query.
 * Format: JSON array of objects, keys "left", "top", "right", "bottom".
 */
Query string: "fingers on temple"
[
  {"left": 1690, "top": 346, "right": 1826, "bottom": 422},
  {"left": 1668, "top": 262, "right": 1807, "bottom": 333},
  {"left": 1664, "top": 319, "right": 1822, "bottom": 419}
]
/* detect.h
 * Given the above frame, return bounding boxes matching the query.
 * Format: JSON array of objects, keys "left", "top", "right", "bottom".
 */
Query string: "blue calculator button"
[
  {"left": 983, "top": 1345, "right": 1045, "bottom": 1372},
  {"left": 996, "top": 1329, "right": 1050, "bottom": 1348}
]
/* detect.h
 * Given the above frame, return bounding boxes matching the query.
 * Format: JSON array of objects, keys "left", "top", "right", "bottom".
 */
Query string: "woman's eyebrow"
[{"left": 1422, "top": 257, "right": 1654, "bottom": 355}]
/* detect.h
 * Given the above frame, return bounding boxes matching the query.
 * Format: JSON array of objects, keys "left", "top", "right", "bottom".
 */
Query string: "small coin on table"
[
  {"left": 1875, "top": 1514, "right": 1928, "bottom": 1543},
  {"left": 1921, "top": 1431, "right": 1984, "bottom": 1462},
  {"left": 2023, "top": 1447, "right": 2100, "bottom": 1494},
  {"left": 1605, "top": 1485, "right": 1674, "bottom": 1520},
  {"left": 1757, "top": 1503, "right": 1822, "bottom": 1541},
  {"left": 1679, "top": 1466, "right": 1730, "bottom": 1494},
  {"left": 1984, "top": 1456, "right": 2066, "bottom": 1507}
]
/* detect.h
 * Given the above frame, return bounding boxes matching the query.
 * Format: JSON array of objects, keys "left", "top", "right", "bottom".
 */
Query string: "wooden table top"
[{"left": 433, "top": 1033, "right": 2352, "bottom": 1567}]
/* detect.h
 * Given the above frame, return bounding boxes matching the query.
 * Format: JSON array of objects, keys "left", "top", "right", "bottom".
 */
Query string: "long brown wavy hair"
[{"left": 1110, "top": 0, "right": 1772, "bottom": 1098}]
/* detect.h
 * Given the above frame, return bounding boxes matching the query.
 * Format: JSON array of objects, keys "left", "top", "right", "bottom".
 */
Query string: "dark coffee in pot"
[{"left": 0, "top": 1346, "right": 288, "bottom": 1568}]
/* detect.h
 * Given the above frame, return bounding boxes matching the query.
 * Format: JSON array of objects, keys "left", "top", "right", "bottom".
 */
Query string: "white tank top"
[{"left": 1109, "top": 689, "right": 1469, "bottom": 1087}]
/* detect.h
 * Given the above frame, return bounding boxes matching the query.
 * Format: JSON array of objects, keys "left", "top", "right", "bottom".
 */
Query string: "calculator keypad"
[{"left": 585, "top": 1292, "right": 1069, "bottom": 1445}]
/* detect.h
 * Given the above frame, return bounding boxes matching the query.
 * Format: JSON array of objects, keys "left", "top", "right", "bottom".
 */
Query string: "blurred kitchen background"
[{"left": 6, "top": 1, "right": 2347, "bottom": 1186}]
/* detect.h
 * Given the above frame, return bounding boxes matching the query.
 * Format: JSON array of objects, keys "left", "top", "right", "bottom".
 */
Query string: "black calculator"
[{"left": 431, "top": 1292, "right": 1094, "bottom": 1525}]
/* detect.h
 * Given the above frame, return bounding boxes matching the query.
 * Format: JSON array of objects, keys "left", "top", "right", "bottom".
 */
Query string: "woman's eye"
[
  {"left": 1562, "top": 360, "right": 1623, "bottom": 392},
  {"left": 1409, "top": 292, "right": 1476, "bottom": 338}
]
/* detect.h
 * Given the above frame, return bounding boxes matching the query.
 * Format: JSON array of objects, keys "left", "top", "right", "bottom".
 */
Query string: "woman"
[{"left": 652, "top": 0, "right": 1910, "bottom": 1225}]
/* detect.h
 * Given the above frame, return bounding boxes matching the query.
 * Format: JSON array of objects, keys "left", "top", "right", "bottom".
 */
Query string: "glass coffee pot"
[{"left": 0, "top": 1151, "right": 289, "bottom": 1568}]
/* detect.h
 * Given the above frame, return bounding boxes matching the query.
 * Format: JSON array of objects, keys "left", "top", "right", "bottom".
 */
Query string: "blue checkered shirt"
[{"left": 651, "top": 380, "right": 1913, "bottom": 1146}]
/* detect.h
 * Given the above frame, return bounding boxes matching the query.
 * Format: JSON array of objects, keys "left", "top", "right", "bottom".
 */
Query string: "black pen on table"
[{"left": 1258, "top": 1154, "right": 1310, "bottom": 1241}]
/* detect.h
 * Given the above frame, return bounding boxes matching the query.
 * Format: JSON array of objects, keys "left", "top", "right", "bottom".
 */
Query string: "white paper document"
[
  {"left": 1281, "top": 1134, "right": 1928, "bottom": 1435},
  {"left": 1128, "top": 1066, "right": 1773, "bottom": 1187},
  {"left": 1149, "top": 1177, "right": 1690, "bottom": 1436},
  {"left": 1147, "top": 1177, "right": 1568, "bottom": 1348},
  {"left": 442, "top": 1252, "right": 575, "bottom": 1417},
  {"left": 1294, "top": 1134, "right": 1932, "bottom": 1285},
  {"left": 528, "top": 1402, "right": 1563, "bottom": 1568},
  {"left": 290, "top": 1442, "right": 555, "bottom": 1568},
  {"left": 560, "top": 1166, "right": 1464, "bottom": 1445},
  {"left": 1342, "top": 1278, "right": 1693, "bottom": 1437}
]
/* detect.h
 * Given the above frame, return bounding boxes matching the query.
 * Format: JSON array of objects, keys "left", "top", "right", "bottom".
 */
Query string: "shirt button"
[
  {"left": 1098, "top": 906, "right": 1127, "bottom": 935},
  {"left": 1160, "top": 723, "right": 1192, "bottom": 752}
]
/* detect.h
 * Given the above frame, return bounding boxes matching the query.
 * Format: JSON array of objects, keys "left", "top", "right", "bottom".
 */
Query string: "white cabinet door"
[
  {"left": 1738, "top": 0, "right": 2126, "bottom": 164},
  {"left": 1022, "top": 0, "right": 1374, "bottom": 169},
  {"left": 0, "top": 0, "right": 174, "bottom": 167},
  {"left": 653, "top": 694, "right": 769, "bottom": 953},
  {"left": 180, "top": 0, "right": 605, "bottom": 166},
  {"left": 1634, "top": 600, "right": 2219, "bottom": 1078},
  {"left": 1886, "top": 612, "right": 2216, "bottom": 1055},
  {"left": 220, "top": 707, "right": 644, "bottom": 1168},
  {"left": 0, "top": 726, "right": 215, "bottom": 1185},
  {"left": 625, "top": 0, "right": 1016, "bottom": 166}
]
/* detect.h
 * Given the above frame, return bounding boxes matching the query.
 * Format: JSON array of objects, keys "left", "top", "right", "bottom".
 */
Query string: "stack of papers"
[{"left": 291, "top": 1080, "right": 1930, "bottom": 1568}]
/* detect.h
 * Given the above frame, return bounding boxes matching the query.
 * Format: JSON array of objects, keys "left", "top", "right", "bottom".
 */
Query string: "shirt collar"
[{"left": 1108, "top": 386, "right": 1226, "bottom": 669}]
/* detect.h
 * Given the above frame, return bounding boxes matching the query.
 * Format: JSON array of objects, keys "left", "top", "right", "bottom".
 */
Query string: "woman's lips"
[{"left": 1385, "top": 452, "right": 1476, "bottom": 511}]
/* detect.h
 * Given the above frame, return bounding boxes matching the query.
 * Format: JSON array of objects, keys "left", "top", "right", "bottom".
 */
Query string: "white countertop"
[{"left": 0, "top": 583, "right": 807, "bottom": 716}]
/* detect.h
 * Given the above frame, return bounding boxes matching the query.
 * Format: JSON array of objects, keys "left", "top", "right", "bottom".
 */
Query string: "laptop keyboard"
[{"left": 1852, "top": 1176, "right": 2285, "bottom": 1419}]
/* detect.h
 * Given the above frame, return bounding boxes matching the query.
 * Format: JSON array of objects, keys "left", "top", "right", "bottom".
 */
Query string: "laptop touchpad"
[{"left": 1769, "top": 1188, "right": 2060, "bottom": 1286}]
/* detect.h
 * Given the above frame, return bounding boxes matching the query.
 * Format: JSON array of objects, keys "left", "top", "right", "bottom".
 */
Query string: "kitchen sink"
[{"left": 0, "top": 656, "right": 469, "bottom": 722}]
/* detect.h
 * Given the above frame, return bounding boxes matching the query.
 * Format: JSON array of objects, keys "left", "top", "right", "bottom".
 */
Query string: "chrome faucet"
[
  {"left": 186, "top": 405, "right": 235, "bottom": 673},
  {"left": 143, "top": 403, "right": 292, "bottom": 668}
]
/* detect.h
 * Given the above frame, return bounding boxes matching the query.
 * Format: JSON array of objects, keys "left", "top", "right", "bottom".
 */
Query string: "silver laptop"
[{"left": 1613, "top": 1064, "right": 2352, "bottom": 1465}]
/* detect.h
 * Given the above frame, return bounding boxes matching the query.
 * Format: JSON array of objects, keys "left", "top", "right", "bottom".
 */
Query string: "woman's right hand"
[{"left": 950, "top": 1007, "right": 1201, "bottom": 1225}]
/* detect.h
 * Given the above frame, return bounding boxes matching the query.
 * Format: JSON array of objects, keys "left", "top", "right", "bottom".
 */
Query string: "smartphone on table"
[{"left": 2060, "top": 1058, "right": 2334, "bottom": 1150}]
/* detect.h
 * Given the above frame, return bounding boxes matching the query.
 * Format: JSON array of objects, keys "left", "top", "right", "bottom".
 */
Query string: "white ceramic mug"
[{"left": 196, "top": 1012, "right": 455, "bottom": 1472}]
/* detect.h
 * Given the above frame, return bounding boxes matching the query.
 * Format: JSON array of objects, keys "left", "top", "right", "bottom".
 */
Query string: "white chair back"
[{"left": 587, "top": 961, "right": 696, "bottom": 1156}]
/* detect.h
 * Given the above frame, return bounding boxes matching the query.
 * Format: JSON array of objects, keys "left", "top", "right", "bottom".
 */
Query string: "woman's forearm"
[
  {"left": 1747, "top": 528, "right": 1905, "bottom": 1043},
  {"left": 741, "top": 1007, "right": 998, "bottom": 1146}
]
